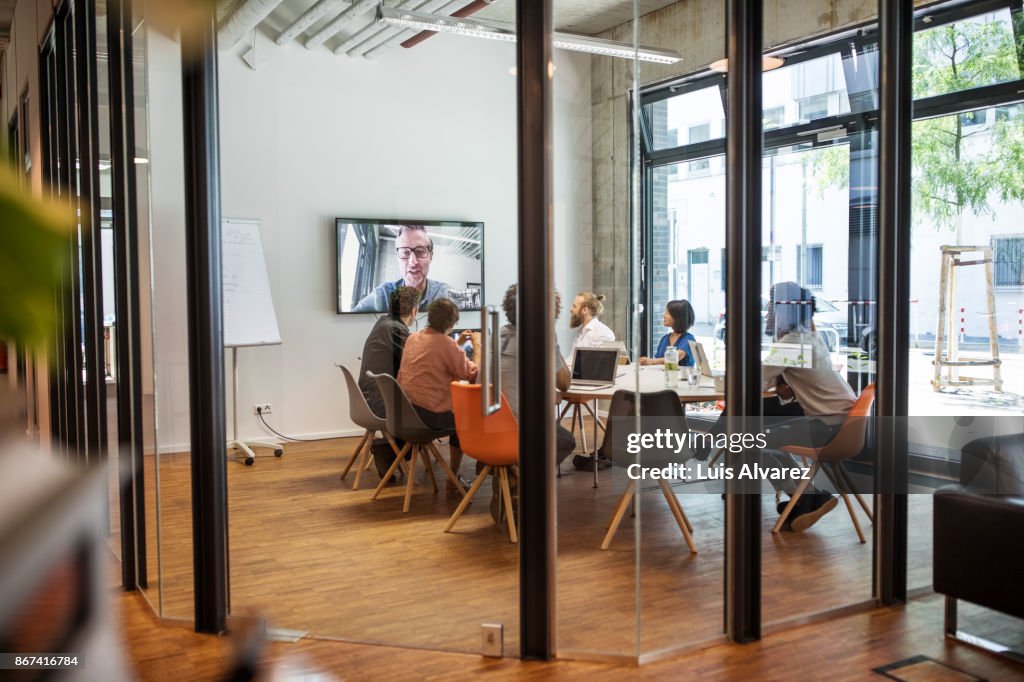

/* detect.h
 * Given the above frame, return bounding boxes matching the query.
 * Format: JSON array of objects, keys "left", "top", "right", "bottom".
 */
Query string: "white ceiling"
[{"left": 241, "top": 0, "right": 678, "bottom": 60}]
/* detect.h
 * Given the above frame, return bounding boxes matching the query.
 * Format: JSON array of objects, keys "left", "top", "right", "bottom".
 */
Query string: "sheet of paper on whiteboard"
[{"left": 222, "top": 219, "right": 282, "bottom": 348}]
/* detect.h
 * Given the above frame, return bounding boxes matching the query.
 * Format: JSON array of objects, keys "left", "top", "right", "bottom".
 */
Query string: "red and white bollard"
[{"left": 960, "top": 306, "right": 966, "bottom": 344}]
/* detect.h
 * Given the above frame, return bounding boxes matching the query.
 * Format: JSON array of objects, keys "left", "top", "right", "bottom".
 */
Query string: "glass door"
[{"left": 217, "top": 0, "right": 521, "bottom": 653}]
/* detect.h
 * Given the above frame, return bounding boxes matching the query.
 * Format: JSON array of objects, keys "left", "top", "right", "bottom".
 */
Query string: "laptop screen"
[{"left": 572, "top": 348, "right": 619, "bottom": 383}]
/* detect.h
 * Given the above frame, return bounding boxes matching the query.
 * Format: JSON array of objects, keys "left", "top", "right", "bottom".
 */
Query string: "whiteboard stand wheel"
[
  {"left": 245, "top": 457, "right": 255, "bottom": 466},
  {"left": 274, "top": 448, "right": 284, "bottom": 457}
]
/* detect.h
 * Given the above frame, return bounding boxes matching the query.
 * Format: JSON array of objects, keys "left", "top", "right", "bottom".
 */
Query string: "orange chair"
[
  {"left": 773, "top": 383, "right": 876, "bottom": 542},
  {"left": 448, "top": 383, "right": 519, "bottom": 542}
]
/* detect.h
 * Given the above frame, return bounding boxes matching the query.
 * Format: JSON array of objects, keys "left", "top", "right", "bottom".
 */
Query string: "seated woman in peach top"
[{"left": 397, "top": 298, "right": 478, "bottom": 490}]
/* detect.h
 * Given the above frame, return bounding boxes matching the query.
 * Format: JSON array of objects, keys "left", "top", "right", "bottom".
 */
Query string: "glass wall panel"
[
  {"left": 219, "top": 0, "right": 520, "bottom": 653},
  {"left": 551, "top": 0, "right": 647, "bottom": 659},
  {"left": 95, "top": 0, "right": 121, "bottom": 562},
  {"left": 759, "top": 134, "right": 877, "bottom": 626},
  {"left": 131, "top": 0, "right": 161, "bottom": 615},
  {"left": 139, "top": 0, "right": 193, "bottom": 620},
  {"left": 640, "top": 154, "right": 726, "bottom": 654},
  {"left": 906, "top": 2, "right": 1024, "bottom": 612}
]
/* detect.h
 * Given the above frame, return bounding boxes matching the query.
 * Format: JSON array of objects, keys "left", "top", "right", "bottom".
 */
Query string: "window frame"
[{"left": 638, "top": 0, "right": 1024, "bottom": 357}]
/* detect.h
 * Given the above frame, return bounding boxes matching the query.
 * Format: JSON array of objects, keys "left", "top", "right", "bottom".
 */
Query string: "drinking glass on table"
[{"left": 687, "top": 365, "right": 701, "bottom": 389}]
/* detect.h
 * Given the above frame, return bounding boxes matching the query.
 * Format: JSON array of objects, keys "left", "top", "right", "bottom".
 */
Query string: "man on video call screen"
[
  {"left": 339, "top": 221, "right": 483, "bottom": 314},
  {"left": 351, "top": 225, "right": 449, "bottom": 312}
]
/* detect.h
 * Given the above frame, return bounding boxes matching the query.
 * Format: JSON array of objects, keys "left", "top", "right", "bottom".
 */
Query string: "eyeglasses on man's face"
[{"left": 396, "top": 246, "right": 432, "bottom": 260}]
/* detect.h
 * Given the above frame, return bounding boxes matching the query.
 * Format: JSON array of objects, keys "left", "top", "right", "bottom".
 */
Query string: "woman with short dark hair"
[{"left": 639, "top": 299, "right": 696, "bottom": 366}]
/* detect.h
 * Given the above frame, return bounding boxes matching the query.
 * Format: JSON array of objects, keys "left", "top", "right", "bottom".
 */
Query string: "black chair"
[
  {"left": 600, "top": 389, "right": 697, "bottom": 553},
  {"left": 367, "top": 372, "right": 467, "bottom": 512},
  {"left": 934, "top": 433, "right": 1024, "bottom": 660}
]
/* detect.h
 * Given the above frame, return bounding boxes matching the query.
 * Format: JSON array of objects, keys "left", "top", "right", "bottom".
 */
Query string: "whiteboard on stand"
[{"left": 223, "top": 219, "right": 282, "bottom": 348}]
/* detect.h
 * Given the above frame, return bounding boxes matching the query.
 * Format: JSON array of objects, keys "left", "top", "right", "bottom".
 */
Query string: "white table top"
[{"left": 561, "top": 365, "right": 723, "bottom": 403}]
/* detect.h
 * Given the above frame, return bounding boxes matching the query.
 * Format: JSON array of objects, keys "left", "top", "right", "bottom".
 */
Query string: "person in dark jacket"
[{"left": 358, "top": 286, "right": 420, "bottom": 477}]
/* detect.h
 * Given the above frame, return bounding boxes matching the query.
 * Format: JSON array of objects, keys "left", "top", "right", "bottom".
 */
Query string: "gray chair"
[
  {"left": 337, "top": 365, "right": 402, "bottom": 490},
  {"left": 600, "top": 389, "right": 697, "bottom": 553},
  {"left": 367, "top": 372, "right": 467, "bottom": 512}
]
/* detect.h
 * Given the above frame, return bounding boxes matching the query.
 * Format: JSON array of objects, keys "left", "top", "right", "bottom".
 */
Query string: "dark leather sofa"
[{"left": 933, "top": 432, "right": 1024, "bottom": 658}]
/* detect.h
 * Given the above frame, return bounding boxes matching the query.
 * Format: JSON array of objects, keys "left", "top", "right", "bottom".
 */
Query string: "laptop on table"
[
  {"left": 688, "top": 340, "right": 724, "bottom": 379},
  {"left": 570, "top": 348, "right": 619, "bottom": 390}
]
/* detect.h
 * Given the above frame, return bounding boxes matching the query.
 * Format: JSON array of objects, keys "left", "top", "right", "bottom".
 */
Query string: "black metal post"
[
  {"left": 107, "top": 0, "right": 146, "bottom": 590},
  {"left": 724, "top": 0, "right": 763, "bottom": 643},
  {"left": 181, "top": 6, "right": 229, "bottom": 633},
  {"left": 56, "top": 7, "right": 85, "bottom": 461},
  {"left": 875, "top": 0, "right": 911, "bottom": 606},
  {"left": 74, "top": 0, "right": 108, "bottom": 468},
  {"left": 517, "top": 0, "right": 555, "bottom": 661}
]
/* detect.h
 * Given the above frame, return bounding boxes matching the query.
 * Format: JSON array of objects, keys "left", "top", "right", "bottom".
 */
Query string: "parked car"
[{"left": 714, "top": 297, "right": 842, "bottom": 351}]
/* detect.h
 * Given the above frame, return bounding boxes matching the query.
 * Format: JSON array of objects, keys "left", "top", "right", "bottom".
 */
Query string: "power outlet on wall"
[
  {"left": 480, "top": 623, "right": 503, "bottom": 658},
  {"left": 253, "top": 403, "right": 272, "bottom": 415}
]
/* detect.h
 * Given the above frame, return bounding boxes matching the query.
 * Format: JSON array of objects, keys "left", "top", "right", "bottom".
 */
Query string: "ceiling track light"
[{"left": 378, "top": 6, "right": 681, "bottom": 64}]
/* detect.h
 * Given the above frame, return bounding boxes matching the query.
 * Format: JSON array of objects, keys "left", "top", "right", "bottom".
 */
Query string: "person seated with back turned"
[
  {"left": 500, "top": 284, "right": 576, "bottom": 464},
  {"left": 639, "top": 299, "right": 697, "bottom": 367},
  {"left": 697, "top": 282, "right": 856, "bottom": 532},
  {"left": 567, "top": 291, "right": 615, "bottom": 362},
  {"left": 357, "top": 286, "right": 421, "bottom": 480},
  {"left": 352, "top": 224, "right": 453, "bottom": 313},
  {"left": 397, "top": 298, "right": 478, "bottom": 492}
]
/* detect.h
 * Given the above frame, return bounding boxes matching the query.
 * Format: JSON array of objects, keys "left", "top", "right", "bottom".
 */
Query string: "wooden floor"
[
  {"left": 125, "top": 431, "right": 947, "bottom": 659},
  {"left": 114, "top": 559, "right": 1024, "bottom": 680}
]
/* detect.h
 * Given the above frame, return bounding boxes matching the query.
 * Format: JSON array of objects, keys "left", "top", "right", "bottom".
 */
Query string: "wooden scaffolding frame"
[{"left": 933, "top": 245, "right": 1003, "bottom": 392}]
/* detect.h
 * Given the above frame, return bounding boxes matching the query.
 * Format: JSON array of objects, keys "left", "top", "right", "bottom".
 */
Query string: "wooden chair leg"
[
  {"left": 422, "top": 445, "right": 439, "bottom": 493},
  {"left": 824, "top": 464, "right": 866, "bottom": 542},
  {"left": 402, "top": 446, "right": 420, "bottom": 513},
  {"left": 661, "top": 480, "right": 694, "bottom": 532},
  {"left": 352, "top": 435, "right": 374, "bottom": 491},
  {"left": 568, "top": 404, "right": 581, "bottom": 452},
  {"left": 498, "top": 467, "right": 517, "bottom": 543},
  {"left": 658, "top": 479, "right": 697, "bottom": 553},
  {"left": 575, "top": 404, "right": 589, "bottom": 453},
  {"left": 557, "top": 402, "right": 572, "bottom": 421},
  {"left": 341, "top": 431, "right": 370, "bottom": 481},
  {"left": 837, "top": 463, "right": 873, "bottom": 522},
  {"left": 601, "top": 480, "right": 637, "bottom": 550},
  {"left": 444, "top": 465, "right": 492, "bottom": 533},
  {"left": 839, "top": 489, "right": 866, "bottom": 544},
  {"left": 371, "top": 442, "right": 411, "bottom": 500},
  {"left": 427, "top": 442, "right": 466, "bottom": 497},
  {"left": 772, "top": 463, "right": 818, "bottom": 534}
]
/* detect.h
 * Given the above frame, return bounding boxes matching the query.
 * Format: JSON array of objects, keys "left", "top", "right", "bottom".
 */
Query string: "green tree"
[
  {"left": 912, "top": 16, "right": 1024, "bottom": 242},
  {"left": 812, "top": 14, "right": 1024, "bottom": 243}
]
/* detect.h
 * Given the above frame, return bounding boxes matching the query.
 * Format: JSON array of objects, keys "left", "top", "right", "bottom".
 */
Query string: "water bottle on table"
[{"left": 664, "top": 346, "right": 679, "bottom": 388}]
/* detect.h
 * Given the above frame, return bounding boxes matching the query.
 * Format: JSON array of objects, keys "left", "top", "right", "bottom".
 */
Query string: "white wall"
[{"left": 135, "top": 31, "right": 592, "bottom": 449}]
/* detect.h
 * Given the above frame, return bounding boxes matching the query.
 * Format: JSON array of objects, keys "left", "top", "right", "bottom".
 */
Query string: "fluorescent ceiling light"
[
  {"left": 709, "top": 56, "right": 785, "bottom": 73},
  {"left": 379, "top": 6, "right": 681, "bottom": 65}
]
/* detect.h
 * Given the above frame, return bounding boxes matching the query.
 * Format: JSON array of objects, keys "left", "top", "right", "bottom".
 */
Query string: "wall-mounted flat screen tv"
[{"left": 336, "top": 218, "right": 484, "bottom": 314}]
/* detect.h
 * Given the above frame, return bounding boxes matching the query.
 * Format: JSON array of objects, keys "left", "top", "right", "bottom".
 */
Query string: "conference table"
[{"left": 559, "top": 365, "right": 724, "bottom": 487}]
